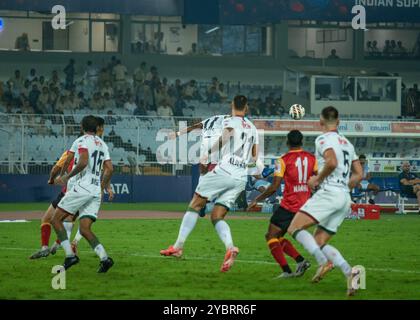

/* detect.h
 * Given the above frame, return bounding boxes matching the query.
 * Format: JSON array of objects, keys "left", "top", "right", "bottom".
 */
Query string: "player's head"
[
  {"left": 286, "top": 130, "right": 303, "bottom": 149},
  {"left": 81, "top": 115, "right": 97, "bottom": 134},
  {"left": 231, "top": 95, "right": 248, "bottom": 115},
  {"left": 359, "top": 154, "right": 367, "bottom": 166},
  {"left": 402, "top": 161, "right": 411, "bottom": 173},
  {"left": 96, "top": 116, "right": 105, "bottom": 137},
  {"left": 320, "top": 106, "right": 339, "bottom": 131}
]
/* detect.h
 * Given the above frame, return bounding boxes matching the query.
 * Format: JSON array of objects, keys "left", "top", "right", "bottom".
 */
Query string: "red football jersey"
[
  {"left": 56, "top": 150, "right": 75, "bottom": 193},
  {"left": 274, "top": 149, "right": 318, "bottom": 213}
]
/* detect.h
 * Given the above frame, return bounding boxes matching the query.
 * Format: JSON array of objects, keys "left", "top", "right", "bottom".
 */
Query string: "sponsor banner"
[
  {"left": 391, "top": 122, "right": 420, "bottom": 134},
  {"left": 369, "top": 159, "right": 420, "bottom": 173},
  {"left": 255, "top": 120, "right": 416, "bottom": 134},
  {"left": 0, "top": 174, "right": 192, "bottom": 203}
]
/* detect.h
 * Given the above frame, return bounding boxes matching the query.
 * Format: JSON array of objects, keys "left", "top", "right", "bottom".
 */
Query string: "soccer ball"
[{"left": 289, "top": 104, "right": 305, "bottom": 120}]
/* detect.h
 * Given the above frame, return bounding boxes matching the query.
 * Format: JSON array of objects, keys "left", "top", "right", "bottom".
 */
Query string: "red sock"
[
  {"left": 280, "top": 238, "right": 304, "bottom": 262},
  {"left": 55, "top": 239, "right": 61, "bottom": 245},
  {"left": 268, "top": 239, "right": 292, "bottom": 273},
  {"left": 41, "top": 223, "right": 51, "bottom": 247}
]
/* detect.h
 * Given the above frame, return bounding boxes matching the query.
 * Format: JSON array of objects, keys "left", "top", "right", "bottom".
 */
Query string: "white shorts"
[
  {"left": 300, "top": 187, "right": 351, "bottom": 234},
  {"left": 195, "top": 170, "right": 246, "bottom": 210},
  {"left": 58, "top": 186, "right": 101, "bottom": 221},
  {"left": 254, "top": 180, "right": 270, "bottom": 191}
]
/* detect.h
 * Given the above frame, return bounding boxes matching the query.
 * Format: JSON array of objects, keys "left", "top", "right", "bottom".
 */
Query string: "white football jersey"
[
  {"left": 315, "top": 131, "right": 357, "bottom": 191},
  {"left": 216, "top": 116, "right": 259, "bottom": 181},
  {"left": 68, "top": 134, "right": 111, "bottom": 196},
  {"left": 200, "top": 115, "right": 230, "bottom": 162}
]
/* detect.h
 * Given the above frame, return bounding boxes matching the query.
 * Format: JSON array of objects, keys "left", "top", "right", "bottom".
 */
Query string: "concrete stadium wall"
[{"left": 0, "top": 174, "right": 193, "bottom": 203}]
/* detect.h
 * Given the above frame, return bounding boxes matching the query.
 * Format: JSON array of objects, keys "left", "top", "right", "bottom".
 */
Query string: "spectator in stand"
[
  {"left": 168, "top": 79, "right": 183, "bottom": 99},
  {"left": 28, "top": 84, "right": 41, "bottom": 111},
  {"left": 249, "top": 99, "right": 260, "bottom": 117},
  {"left": 176, "top": 47, "right": 184, "bottom": 55},
  {"left": 155, "top": 84, "right": 170, "bottom": 106},
  {"left": 157, "top": 100, "right": 174, "bottom": 117},
  {"left": 67, "top": 92, "right": 79, "bottom": 111},
  {"left": 327, "top": 49, "right": 340, "bottom": 59},
  {"left": 49, "top": 70, "right": 61, "bottom": 88},
  {"left": 9, "top": 70, "right": 24, "bottom": 93},
  {"left": 371, "top": 40, "right": 380, "bottom": 55},
  {"left": 105, "top": 110, "right": 117, "bottom": 125},
  {"left": 38, "top": 87, "right": 53, "bottom": 114},
  {"left": 183, "top": 80, "right": 200, "bottom": 100},
  {"left": 98, "top": 68, "right": 112, "bottom": 90},
  {"left": 27, "top": 68, "right": 38, "bottom": 83},
  {"left": 146, "top": 66, "right": 159, "bottom": 83},
  {"left": 133, "top": 100, "right": 148, "bottom": 116},
  {"left": 173, "top": 97, "right": 185, "bottom": 117},
  {"left": 383, "top": 40, "right": 392, "bottom": 56},
  {"left": 37, "top": 76, "right": 46, "bottom": 89},
  {"left": 84, "top": 60, "right": 99, "bottom": 87},
  {"left": 217, "top": 83, "right": 228, "bottom": 102},
  {"left": 115, "top": 90, "right": 126, "bottom": 109},
  {"left": 21, "top": 79, "right": 31, "bottom": 100},
  {"left": 64, "top": 59, "right": 75, "bottom": 89},
  {"left": 15, "top": 33, "right": 30, "bottom": 51},
  {"left": 270, "top": 98, "right": 285, "bottom": 116},
  {"left": 366, "top": 41, "right": 373, "bottom": 55},
  {"left": 133, "top": 61, "right": 147, "bottom": 89},
  {"left": 77, "top": 92, "right": 88, "bottom": 109},
  {"left": 399, "top": 161, "right": 420, "bottom": 213},
  {"left": 101, "top": 81, "right": 114, "bottom": 98},
  {"left": 395, "top": 41, "right": 407, "bottom": 56},
  {"left": 49, "top": 85, "right": 60, "bottom": 107},
  {"left": 112, "top": 60, "right": 128, "bottom": 90},
  {"left": 357, "top": 154, "right": 380, "bottom": 204},
  {"left": 90, "top": 92, "right": 105, "bottom": 111},
  {"left": 103, "top": 92, "right": 116, "bottom": 109},
  {"left": 207, "top": 85, "right": 221, "bottom": 103},
  {"left": 107, "top": 56, "right": 118, "bottom": 72},
  {"left": 124, "top": 95, "right": 138, "bottom": 114},
  {"left": 405, "top": 88, "right": 417, "bottom": 116},
  {"left": 55, "top": 95, "right": 69, "bottom": 114},
  {"left": 21, "top": 99, "right": 34, "bottom": 114}
]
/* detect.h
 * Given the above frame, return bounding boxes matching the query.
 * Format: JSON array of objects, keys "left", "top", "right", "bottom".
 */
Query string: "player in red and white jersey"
[
  {"left": 248, "top": 130, "right": 317, "bottom": 278},
  {"left": 52, "top": 115, "right": 114, "bottom": 272},
  {"left": 161, "top": 96, "right": 259, "bottom": 272},
  {"left": 287, "top": 106, "right": 363, "bottom": 296}
]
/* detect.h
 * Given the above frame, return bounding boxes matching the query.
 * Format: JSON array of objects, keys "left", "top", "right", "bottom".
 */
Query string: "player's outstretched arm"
[
  {"left": 348, "top": 160, "right": 363, "bottom": 190},
  {"left": 308, "top": 149, "right": 337, "bottom": 190},
  {"left": 171, "top": 122, "right": 203, "bottom": 139},
  {"left": 101, "top": 160, "right": 114, "bottom": 193},
  {"left": 58, "top": 150, "right": 88, "bottom": 186},
  {"left": 48, "top": 164, "right": 63, "bottom": 185},
  {"left": 248, "top": 176, "right": 282, "bottom": 211}
]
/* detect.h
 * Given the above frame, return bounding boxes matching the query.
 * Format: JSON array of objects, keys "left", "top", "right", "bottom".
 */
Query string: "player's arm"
[
  {"left": 248, "top": 176, "right": 282, "bottom": 211},
  {"left": 207, "top": 127, "right": 233, "bottom": 160},
  {"left": 101, "top": 160, "right": 114, "bottom": 193},
  {"left": 48, "top": 153, "right": 67, "bottom": 184},
  {"left": 171, "top": 122, "right": 203, "bottom": 139},
  {"left": 308, "top": 148, "right": 337, "bottom": 190},
  {"left": 58, "top": 150, "right": 88, "bottom": 185},
  {"left": 348, "top": 160, "right": 364, "bottom": 190},
  {"left": 58, "top": 151, "right": 75, "bottom": 177}
]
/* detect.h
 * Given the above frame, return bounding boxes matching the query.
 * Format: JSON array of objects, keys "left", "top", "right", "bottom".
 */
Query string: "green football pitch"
[{"left": 1, "top": 202, "right": 420, "bottom": 300}]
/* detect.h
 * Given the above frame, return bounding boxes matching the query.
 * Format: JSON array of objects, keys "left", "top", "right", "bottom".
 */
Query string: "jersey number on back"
[
  {"left": 295, "top": 157, "right": 309, "bottom": 184},
  {"left": 342, "top": 150, "right": 350, "bottom": 178},
  {"left": 91, "top": 150, "right": 104, "bottom": 176}
]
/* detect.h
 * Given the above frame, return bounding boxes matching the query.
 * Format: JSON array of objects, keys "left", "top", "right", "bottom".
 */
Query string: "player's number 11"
[{"left": 295, "top": 157, "right": 308, "bottom": 184}]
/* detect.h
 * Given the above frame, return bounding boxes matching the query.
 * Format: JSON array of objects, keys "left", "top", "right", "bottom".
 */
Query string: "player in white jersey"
[
  {"left": 161, "top": 96, "right": 259, "bottom": 272},
  {"left": 287, "top": 106, "right": 363, "bottom": 296},
  {"left": 51, "top": 115, "right": 115, "bottom": 272}
]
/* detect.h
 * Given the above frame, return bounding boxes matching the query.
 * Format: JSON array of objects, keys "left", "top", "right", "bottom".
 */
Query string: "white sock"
[
  {"left": 73, "top": 229, "right": 83, "bottom": 244},
  {"left": 322, "top": 244, "right": 352, "bottom": 277},
  {"left": 63, "top": 222, "right": 74, "bottom": 240},
  {"left": 94, "top": 244, "right": 108, "bottom": 261},
  {"left": 369, "top": 193, "right": 376, "bottom": 200},
  {"left": 61, "top": 240, "right": 74, "bottom": 257},
  {"left": 294, "top": 229, "right": 328, "bottom": 265},
  {"left": 214, "top": 220, "right": 234, "bottom": 250},
  {"left": 174, "top": 211, "right": 199, "bottom": 249}
]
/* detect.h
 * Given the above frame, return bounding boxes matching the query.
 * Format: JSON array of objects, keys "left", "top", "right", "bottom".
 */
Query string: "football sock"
[
  {"left": 321, "top": 244, "right": 352, "bottom": 277},
  {"left": 214, "top": 220, "right": 234, "bottom": 250},
  {"left": 174, "top": 210, "right": 199, "bottom": 249},
  {"left": 41, "top": 223, "right": 51, "bottom": 247},
  {"left": 73, "top": 228, "right": 83, "bottom": 244},
  {"left": 87, "top": 236, "right": 108, "bottom": 261},
  {"left": 293, "top": 229, "right": 328, "bottom": 265},
  {"left": 56, "top": 229, "right": 74, "bottom": 257},
  {"left": 279, "top": 237, "right": 305, "bottom": 263},
  {"left": 63, "top": 221, "right": 74, "bottom": 240},
  {"left": 268, "top": 239, "right": 292, "bottom": 273}
]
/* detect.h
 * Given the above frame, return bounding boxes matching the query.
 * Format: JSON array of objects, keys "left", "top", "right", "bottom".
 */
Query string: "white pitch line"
[{"left": 2, "top": 246, "right": 420, "bottom": 275}]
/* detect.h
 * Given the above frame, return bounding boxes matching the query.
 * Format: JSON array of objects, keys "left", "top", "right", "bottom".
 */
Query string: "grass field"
[{"left": 1, "top": 203, "right": 420, "bottom": 299}]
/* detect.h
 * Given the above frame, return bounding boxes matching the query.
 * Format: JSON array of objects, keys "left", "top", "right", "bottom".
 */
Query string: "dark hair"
[
  {"left": 233, "top": 95, "right": 248, "bottom": 111},
  {"left": 96, "top": 116, "right": 105, "bottom": 128},
  {"left": 287, "top": 130, "right": 303, "bottom": 148},
  {"left": 81, "top": 115, "right": 97, "bottom": 133},
  {"left": 321, "top": 106, "right": 339, "bottom": 121},
  {"left": 359, "top": 154, "right": 366, "bottom": 160}
]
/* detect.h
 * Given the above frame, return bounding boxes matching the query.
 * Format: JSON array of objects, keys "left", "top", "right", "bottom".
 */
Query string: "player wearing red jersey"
[{"left": 248, "top": 130, "right": 317, "bottom": 278}]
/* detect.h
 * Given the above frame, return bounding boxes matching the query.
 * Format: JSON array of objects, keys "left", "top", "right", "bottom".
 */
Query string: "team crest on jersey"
[
  {"left": 241, "top": 120, "right": 251, "bottom": 129},
  {"left": 338, "top": 137, "right": 348, "bottom": 145}
]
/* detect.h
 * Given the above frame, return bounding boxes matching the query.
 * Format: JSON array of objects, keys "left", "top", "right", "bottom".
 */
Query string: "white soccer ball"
[{"left": 289, "top": 104, "right": 305, "bottom": 120}]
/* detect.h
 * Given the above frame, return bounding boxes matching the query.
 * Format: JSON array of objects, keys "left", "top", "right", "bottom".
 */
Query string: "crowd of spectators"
[
  {"left": 366, "top": 34, "right": 420, "bottom": 59},
  {"left": 0, "top": 57, "right": 286, "bottom": 118}
]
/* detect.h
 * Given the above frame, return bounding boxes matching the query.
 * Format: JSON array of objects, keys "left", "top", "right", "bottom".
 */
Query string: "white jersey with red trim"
[
  {"left": 200, "top": 115, "right": 230, "bottom": 162},
  {"left": 315, "top": 131, "right": 357, "bottom": 192},
  {"left": 68, "top": 134, "right": 110, "bottom": 196},
  {"left": 216, "top": 116, "right": 259, "bottom": 182}
]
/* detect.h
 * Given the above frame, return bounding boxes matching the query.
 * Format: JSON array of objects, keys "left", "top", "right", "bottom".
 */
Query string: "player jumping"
[
  {"left": 248, "top": 130, "right": 315, "bottom": 278},
  {"left": 286, "top": 106, "right": 363, "bottom": 296},
  {"left": 161, "top": 95, "right": 259, "bottom": 272},
  {"left": 52, "top": 115, "right": 114, "bottom": 272}
]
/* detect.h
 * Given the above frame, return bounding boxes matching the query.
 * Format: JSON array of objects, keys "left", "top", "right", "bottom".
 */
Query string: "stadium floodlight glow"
[
  {"left": 0, "top": 18, "right": 3, "bottom": 32},
  {"left": 205, "top": 26, "right": 220, "bottom": 34}
]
